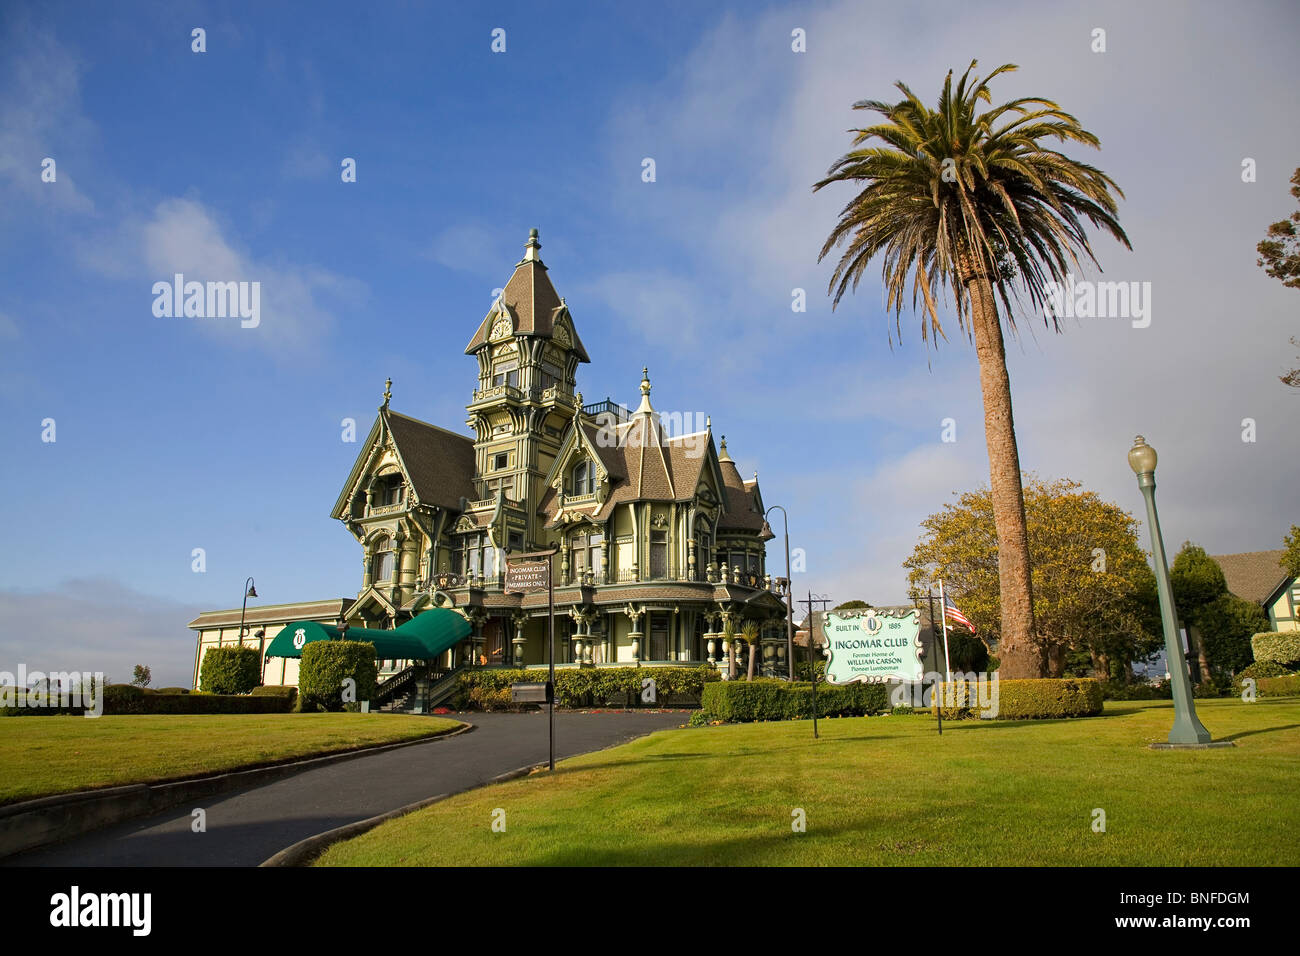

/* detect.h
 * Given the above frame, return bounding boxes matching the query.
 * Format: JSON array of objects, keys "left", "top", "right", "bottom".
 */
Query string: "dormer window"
[
  {"left": 373, "top": 474, "right": 404, "bottom": 508},
  {"left": 571, "top": 459, "right": 596, "bottom": 496},
  {"left": 372, "top": 535, "right": 396, "bottom": 582}
]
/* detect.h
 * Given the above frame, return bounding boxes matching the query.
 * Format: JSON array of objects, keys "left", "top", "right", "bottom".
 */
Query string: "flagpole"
[{"left": 938, "top": 578, "right": 953, "bottom": 683}]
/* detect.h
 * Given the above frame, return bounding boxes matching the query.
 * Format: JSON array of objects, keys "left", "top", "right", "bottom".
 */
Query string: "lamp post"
[
  {"left": 761, "top": 506, "right": 796, "bottom": 681},
  {"left": 238, "top": 578, "right": 257, "bottom": 648},
  {"left": 1127, "top": 436, "right": 1214, "bottom": 746}
]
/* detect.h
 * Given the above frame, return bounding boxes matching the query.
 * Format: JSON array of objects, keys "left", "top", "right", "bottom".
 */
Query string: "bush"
[
  {"left": 199, "top": 646, "right": 261, "bottom": 695},
  {"left": 103, "top": 690, "right": 293, "bottom": 715},
  {"left": 454, "top": 666, "right": 718, "bottom": 710},
  {"left": 298, "top": 641, "right": 378, "bottom": 712},
  {"left": 1102, "top": 679, "right": 1171, "bottom": 700},
  {"left": 932, "top": 678, "right": 1104, "bottom": 720},
  {"left": 1233, "top": 660, "right": 1293, "bottom": 691},
  {"left": 154, "top": 686, "right": 191, "bottom": 695},
  {"left": 1251, "top": 632, "right": 1300, "bottom": 668},
  {"left": 700, "top": 679, "right": 890, "bottom": 722},
  {"left": 250, "top": 684, "right": 298, "bottom": 704},
  {"left": 1256, "top": 675, "right": 1300, "bottom": 698}
]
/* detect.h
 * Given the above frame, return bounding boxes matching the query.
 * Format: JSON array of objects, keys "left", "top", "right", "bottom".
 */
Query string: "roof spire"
[
  {"left": 634, "top": 366, "right": 654, "bottom": 415},
  {"left": 523, "top": 227, "right": 541, "bottom": 263},
  {"left": 718, "top": 434, "right": 732, "bottom": 462},
  {"left": 383, "top": 377, "right": 392, "bottom": 409}
]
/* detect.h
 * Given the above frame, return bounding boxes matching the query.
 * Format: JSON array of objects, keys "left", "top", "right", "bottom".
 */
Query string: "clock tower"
[{"left": 463, "top": 229, "right": 591, "bottom": 550}]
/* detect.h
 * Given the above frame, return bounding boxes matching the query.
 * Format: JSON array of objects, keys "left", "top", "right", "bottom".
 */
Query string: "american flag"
[{"left": 944, "top": 594, "right": 976, "bottom": 634}]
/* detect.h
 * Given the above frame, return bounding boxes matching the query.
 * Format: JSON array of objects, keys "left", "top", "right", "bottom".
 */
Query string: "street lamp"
[
  {"left": 238, "top": 577, "right": 257, "bottom": 647},
  {"left": 760, "top": 506, "right": 796, "bottom": 680},
  {"left": 1128, "top": 436, "right": 1217, "bottom": 747}
]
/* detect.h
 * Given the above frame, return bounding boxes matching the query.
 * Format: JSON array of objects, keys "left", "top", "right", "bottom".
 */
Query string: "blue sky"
[{"left": 2, "top": 0, "right": 1297, "bottom": 685}]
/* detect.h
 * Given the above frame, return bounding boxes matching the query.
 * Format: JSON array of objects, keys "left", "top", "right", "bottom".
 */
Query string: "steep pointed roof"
[
  {"left": 716, "top": 436, "right": 765, "bottom": 531},
  {"left": 384, "top": 409, "right": 477, "bottom": 510},
  {"left": 464, "top": 229, "right": 590, "bottom": 361},
  {"left": 1210, "top": 550, "right": 1293, "bottom": 606}
]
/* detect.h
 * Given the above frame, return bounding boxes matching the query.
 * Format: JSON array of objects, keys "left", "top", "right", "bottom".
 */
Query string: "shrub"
[
  {"left": 298, "top": 641, "right": 378, "bottom": 712},
  {"left": 932, "top": 678, "right": 1104, "bottom": 720},
  {"left": 1102, "top": 679, "right": 1172, "bottom": 700},
  {"left": 154, "top": 686, "right": 191, "bottom": 695},
  {"left": 104, "top": 690, "right": 293, "bottom": 715},
  {"left": 1251, "top": 632, "right": 1300, "bottom": 668},
  {"left": 199, "top": 646, "right": 261, "bottom": 695},
  {"left": 700, "top": 679, "right": 890, "bottom": 722},
  {"left": 250, "top": 685, "right": 298, "bottom": 704},
  {"left": 454, "top": 665, "right": 717, "bottom": 710},
  {"left": 1256, "top": 675, "right": 1300, "bottom": 698},
  {"left": 1233, "top": 660, "right": 1293, "bottom": 692}
]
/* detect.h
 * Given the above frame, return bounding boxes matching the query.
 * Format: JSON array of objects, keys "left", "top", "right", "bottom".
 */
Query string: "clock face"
[{"left": 491, "top": 316, "right": 512, "bottom": 340}]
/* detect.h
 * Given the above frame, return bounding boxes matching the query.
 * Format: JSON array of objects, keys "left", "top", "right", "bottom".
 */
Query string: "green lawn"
[
  {"left": 317, "top": 699, "right": 1299, "bottom": 866},
  {"left": 0, "top": 713, "right": 462, "bottom": 806}
]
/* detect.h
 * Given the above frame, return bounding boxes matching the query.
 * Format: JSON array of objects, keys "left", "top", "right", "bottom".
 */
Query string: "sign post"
[{"left": 505, "top": 549, "right": 558, "bottom": 771}]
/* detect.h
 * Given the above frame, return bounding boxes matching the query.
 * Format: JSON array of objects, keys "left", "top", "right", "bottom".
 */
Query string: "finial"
[
  {"left": 706, "top": 415, "right": 711, "bottom": 430},
  {"left": 523, "top": 228, "right": 541, "bottom": 262},
  {"left": 383, "top": 377, "right": 392, "bottom": 408},
  {"left": 575, "top": 390, "right": 583, "bottom": 408},
  {"left": 753, "top": 470, "right": 758, "bottom": 482},
  {"left": 634, "top": 366, "right": 655, "bottom": 415},
  {"left": 719, "top": 434, "right": 730, "bottom": 461}
]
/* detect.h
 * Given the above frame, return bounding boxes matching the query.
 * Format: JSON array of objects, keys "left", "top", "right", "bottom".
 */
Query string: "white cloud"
[
  {"left": 0, "top": 578, "right": 202, "bottom": 689},
  {"left": 0, "top": 20, "right": 95, "bottom": 213},
  {"left": 79, "top": 197, "right": 364, "bottom": 355}
]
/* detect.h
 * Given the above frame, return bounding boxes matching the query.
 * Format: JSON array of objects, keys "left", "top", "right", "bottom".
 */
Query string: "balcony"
[{"left": 471, "top": 384, "right": 524, "bottom": 405}]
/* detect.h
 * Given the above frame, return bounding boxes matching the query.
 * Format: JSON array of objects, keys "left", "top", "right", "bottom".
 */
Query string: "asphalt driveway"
[{"left": 4, "top": 710, "right": 685, "bottom": 867}]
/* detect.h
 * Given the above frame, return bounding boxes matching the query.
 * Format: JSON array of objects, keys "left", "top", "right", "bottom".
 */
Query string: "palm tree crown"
[{"left": 814, "top": 60, "right": 1130, "bottom": 344}]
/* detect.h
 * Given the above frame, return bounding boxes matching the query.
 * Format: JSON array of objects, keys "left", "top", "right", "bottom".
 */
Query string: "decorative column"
[
  {"left": 600, "top": 537, "right": 611, "bottom": 584},
  {"left": 687, "top": 537, "right": 697, "bottom": 581},
  {"left": 625, "top": 604, "right": 644, "bottom": 662},
  {"left": 362, "top": 547, "right": 373, "bottom": 589},
  {"left": 511, "top": 612, "right": 527, "bottom": 667}
]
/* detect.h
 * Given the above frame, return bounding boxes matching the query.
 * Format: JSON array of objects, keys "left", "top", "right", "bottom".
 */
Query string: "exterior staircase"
[{"left": 374, "top": 663, "right": 465, "bottom": 713}]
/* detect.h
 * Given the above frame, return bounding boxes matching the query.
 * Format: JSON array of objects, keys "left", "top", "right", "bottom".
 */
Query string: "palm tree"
[
  {"left": 742, "top": 620, "right": 761, "bottom": 681},
  {"left": 814, "top": 61, "right": 1129, "bottom": 678}
]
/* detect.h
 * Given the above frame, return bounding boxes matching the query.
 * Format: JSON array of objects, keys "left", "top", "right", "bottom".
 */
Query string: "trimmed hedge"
[
  {"left": 455, "top": 666, "right": 720, "bottom": 710},
  {"left": 1102, "top": 679, "right": 1171, "bottom": 701},
  {"left": 199, "top": 645, "right": 261, "bottom": 694},
  {"left": 1251, "top": 632, "right": 1300, "bottom": 667},
  {"left": 700, "top": 679, "right": 890, "bottom": 722},
  {"left": 299, "top": 641, "right": 378, "bottom": 712},
  {"left": 1256, "top": 675, "right": 1300, "bottom": 698},
  {"left": 104, "top": 688, "right": 295, "bottom": 715},
  {"left": 250, "top": 684, "right": 299, "bottom": 702},
  {"left": 932, "top": 678, "right": 1104, "bottom": 720}
]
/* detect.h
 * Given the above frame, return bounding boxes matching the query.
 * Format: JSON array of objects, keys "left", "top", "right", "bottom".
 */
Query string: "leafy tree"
[
  {"left": 815, "top": 62, "right": 1129, "bottom": 678},
  {"left": 904, "top": 476, "right": 1159, "bottom": 680},
  {"left": 1281, "top": 524, "right": 1300, "bottom": 579},
  {"left": 1171, "top": 542, "right": 1271, "bottom": 681},
  {"left": 130, "top": 665, "right": 152, "bottom": 687},
  {"left": 833, "top": 600, "right": 873, "bottom": 610},
  {"left": 1255, "top": 167, "right": 1300, "bottom": 386}
]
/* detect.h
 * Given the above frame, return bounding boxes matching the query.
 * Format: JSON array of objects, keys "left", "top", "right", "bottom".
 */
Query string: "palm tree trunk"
[
  {"left": 747, "top": 640, "right": 757, "bottom": 681},
  {"left": 964, "top": 269, "right": 1043, "bottom": 678}
]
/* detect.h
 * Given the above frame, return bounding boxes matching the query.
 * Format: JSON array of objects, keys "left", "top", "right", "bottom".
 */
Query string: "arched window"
[
  {"left": 372, "top": 535, "right": 396, "bottom": 582},
  {"left": 697, "top": 527, "right": 712, "bottom": 572},
  {"left": 571, "top": 459, "right": 596, "bottom": 495}
]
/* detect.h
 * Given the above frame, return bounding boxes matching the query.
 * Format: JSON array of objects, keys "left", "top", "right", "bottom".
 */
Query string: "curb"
[
  {"left": 260, "top": 761, "right": 544, "bottom": 867},
  {"left": 0, "top": 721, "right": 473, "bottom": 861}
]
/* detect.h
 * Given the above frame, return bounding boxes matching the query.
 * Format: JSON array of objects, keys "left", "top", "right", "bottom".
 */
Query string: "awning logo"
[{"left": 292, "top": 628, "right": 306, "bottom": 649}]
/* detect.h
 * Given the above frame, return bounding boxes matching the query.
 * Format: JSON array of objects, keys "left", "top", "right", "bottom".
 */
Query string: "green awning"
[
  {"left": 395, "top": 606, "right": 473, "bottom": 658},
  {"left": 264, "top": 608, "right": 471, "bottom": 660}
]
